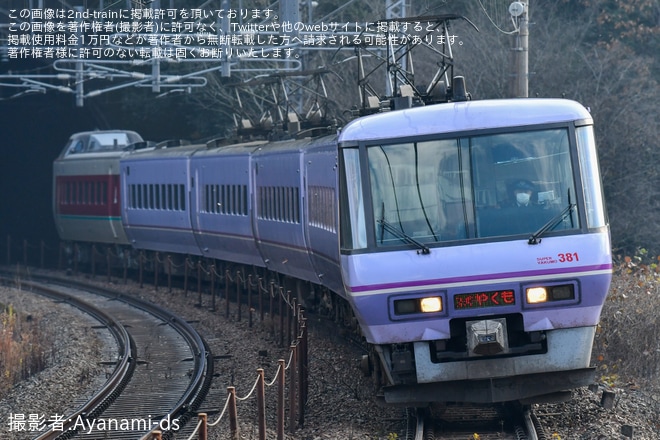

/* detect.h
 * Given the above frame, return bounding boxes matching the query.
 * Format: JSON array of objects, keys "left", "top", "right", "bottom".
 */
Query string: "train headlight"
[
  {"left": 393, "top": 296, "right": 443, "bottom": 315},
  {"left": 420, "top": 297, "right": 443, "bottom": 313},
  {"left": 526, "top": 287, "right": 548, "bottom": 304}
]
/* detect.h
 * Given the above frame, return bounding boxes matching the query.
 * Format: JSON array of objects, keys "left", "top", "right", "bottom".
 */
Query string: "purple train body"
[{"left": 53, "top": 98, "right": 612, "bottom": 405}]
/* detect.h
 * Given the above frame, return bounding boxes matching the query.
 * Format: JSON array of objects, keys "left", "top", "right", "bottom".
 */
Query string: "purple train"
[{"left": 53, "top": 98, "right": 612, "bottom": 405}]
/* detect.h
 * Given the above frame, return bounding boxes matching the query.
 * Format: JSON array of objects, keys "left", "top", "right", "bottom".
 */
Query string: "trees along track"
[{"left": 0, "top": 272, "right": 212, "bottom": 440}]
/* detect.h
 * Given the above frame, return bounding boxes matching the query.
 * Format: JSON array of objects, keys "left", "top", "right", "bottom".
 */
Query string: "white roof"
[{"left": 338, "top": 98, "right": 592, "bottom": 144}]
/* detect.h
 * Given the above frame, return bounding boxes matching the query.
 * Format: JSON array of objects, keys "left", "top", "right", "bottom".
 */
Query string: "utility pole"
[{"left": 509, "top": 1, "right": 529, "bottom": 98}]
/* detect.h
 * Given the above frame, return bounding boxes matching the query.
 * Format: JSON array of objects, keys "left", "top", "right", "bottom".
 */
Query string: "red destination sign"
[{"left": 454, "top": 289, "right": 516, "bottom": 310}]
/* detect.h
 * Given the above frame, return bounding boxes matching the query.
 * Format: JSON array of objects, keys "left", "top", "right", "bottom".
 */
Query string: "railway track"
[
  {"left": 402, "top": 403, "right": 548, "bottom": 440},
  {"left": 0, "top": 271, "right": 212, "bottom": 440}
]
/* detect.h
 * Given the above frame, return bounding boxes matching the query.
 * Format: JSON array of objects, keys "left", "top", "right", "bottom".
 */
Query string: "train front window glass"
[
  {"left": 368, "top": 139, "right": 465, "bottom": 246},
  {"left": 472, "top": 129, "right": 579, "bottom": 238},
  {"left": 64, "top": 132, "right": 139, "bottom": 156},
  {"left": 88, "top": 133, "right": 131, "bottom": 152},
  {"left": 365, "top": 128, "right": 580, "bottom": 248}
]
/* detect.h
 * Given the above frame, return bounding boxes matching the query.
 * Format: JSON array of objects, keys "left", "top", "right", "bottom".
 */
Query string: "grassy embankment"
[
  {"left": 593, "top": 251, "right": 660, "bottom": 384},
  {"left": 0, "top": 302, "right": 50, "bottom": 398}
]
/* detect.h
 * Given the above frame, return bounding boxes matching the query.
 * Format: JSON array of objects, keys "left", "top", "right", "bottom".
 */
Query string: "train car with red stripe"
[{"left": 52, "top": 130, "right": 143, "bottom": 245}]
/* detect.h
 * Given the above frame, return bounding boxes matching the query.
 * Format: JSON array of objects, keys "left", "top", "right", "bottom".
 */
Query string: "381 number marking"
[{"left": 558, "top": 252, "right": 579, "bottom": 262}]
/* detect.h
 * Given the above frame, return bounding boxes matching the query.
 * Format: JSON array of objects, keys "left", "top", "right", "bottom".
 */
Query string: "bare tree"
[{"left": 179, "top": 0, "right": 660, "bottom": 254}]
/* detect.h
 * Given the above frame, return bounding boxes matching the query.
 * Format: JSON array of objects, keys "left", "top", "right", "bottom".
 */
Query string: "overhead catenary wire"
[{"left": 476, "top": 0, "right": 520, "bottom": 35}]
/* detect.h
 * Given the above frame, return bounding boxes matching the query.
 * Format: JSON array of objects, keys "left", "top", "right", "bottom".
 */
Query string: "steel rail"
[
  {"left": 1, "top": 271, "right": 212, "bottom": 440},
  {"left": 38, "top": 274, "right": 213, "bottom": 440},
  {"left": 0, "top": 275, "right": 136, "bottom": 440}
]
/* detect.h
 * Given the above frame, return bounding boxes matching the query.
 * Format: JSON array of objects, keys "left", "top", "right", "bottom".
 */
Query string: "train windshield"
[
  {"left": 346, "top": 128, "right": 581, "bottom": 250},
  {"left": 64, "top": 131, "right": 142, "bottom": 156}
]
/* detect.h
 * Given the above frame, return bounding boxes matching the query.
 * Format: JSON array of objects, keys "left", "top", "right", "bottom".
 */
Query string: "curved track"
[{"left": 0, "top": 271, "right": 212, "bottom": 440}]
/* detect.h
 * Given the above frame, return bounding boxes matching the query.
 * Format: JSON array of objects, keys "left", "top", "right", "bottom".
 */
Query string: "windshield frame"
[{"left": 339, "top": 121, "right": 590, "bottom": 254}]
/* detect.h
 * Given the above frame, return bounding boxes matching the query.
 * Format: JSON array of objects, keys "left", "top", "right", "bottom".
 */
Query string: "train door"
[
  {"left": 252, "top": 145, "right": 319, "bottom": 283},
  {"left": 107, "top": 166, "right": 122, "bottom": 240},
  {"left": 190, "top": 164, "right": 203, "bottom": 251},
  {"left": 303, "top": 144, "right": 344, "bottom": 295}
]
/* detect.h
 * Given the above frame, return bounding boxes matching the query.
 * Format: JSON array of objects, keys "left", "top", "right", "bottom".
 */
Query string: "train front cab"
[
  {"left": 337, "top": 100, "right": 612, "bottom": 404},
  {"left": 53, "top": 131, "right": 142, "bottom": 245}
]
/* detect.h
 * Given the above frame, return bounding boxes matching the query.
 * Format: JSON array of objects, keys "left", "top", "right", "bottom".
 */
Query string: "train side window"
[
  {"left": 154, "top": 184, "right": 160, "bottom": 209},
  {"left": 294, "top": 187, "right": 301, "bottom": 223},
  {"left": 276, "top": 187, "right": 282, "bottom": 221},
  {"left": 339, "top": 148, "right": 367, "bottom": 250},
  {"left": 237, "top": 185, "right": 242, "bottom": 216},
  {"left": 211, "top": 184, "right": 216, "bottom": 213},
  {"left": 65, "top": 139, "right": 84, "bottom": 156},
  {"left": 576, "top": 126, "right": 607, "bottom": 228},
  {"left": 102, "top": 181, "right": 107, "bottom": 205},
  {"left": 159, "top": 185, "right": 164, "bottom": 210},
  {"left": 243, "top": 185, "right": 249, "bottom": 215},
  {"left": 268, "top": 187, "right": 273, "bottom": 220},
  {"left": 223, "top": 185, "right": 228, "bottom": 214},
  {"left": 282, "top": 187, "right": 288, "bottom": 222},
  {"left": 178, "top": 184, "right": 183, "bottom": 210},
  {"left": 259, "top": 187, "right": 267, "bottom": 219},
  {"left": 309, "top": 185, "right": 337, "bottom": 232},
  {"left": 267, "top": 187, "right": 274, "bottom": 220},
  {"left": 85, "top": 182, "right": 89, "bottom": 205},
  {"left": 256, "top": 186, "right": 300, "bottom": 223},
  {"left": 235, "top": 185, "right": 239, "bottom": 215},
  {"left": 129, "top": 184, "right": 135, "bottom": 209}
]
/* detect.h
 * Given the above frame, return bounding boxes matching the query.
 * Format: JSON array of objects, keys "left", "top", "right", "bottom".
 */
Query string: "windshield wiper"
[
  {"left": 528, "top": 203, "right": 576, "bottom": 245},
  {"left": 378, "top": 218, "right": 431, "bottom": 254}
]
